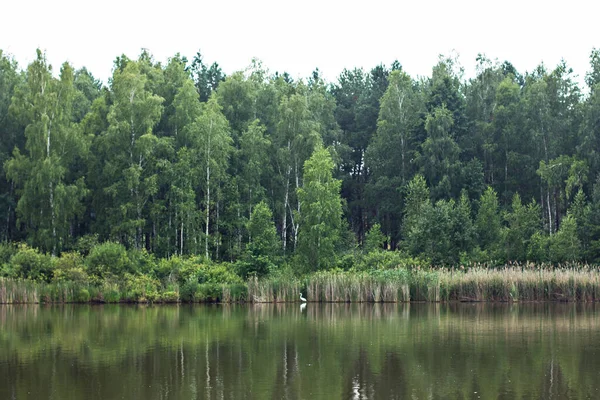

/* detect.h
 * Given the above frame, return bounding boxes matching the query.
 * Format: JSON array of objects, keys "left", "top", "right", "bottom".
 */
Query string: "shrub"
[
  {"left": 76, "top": 288, "right": 91, "bottom": 302},
  {"left": 180, "top": 281, "right": 199, "bottom": 302},
  {"left": 52, "top": 252, "right": 89, "bottom": 283},
  {"left": 104, "top": 289, "right": 121, "bottom": 303},
  {"left": 197, "top": 263, "right": 243, "bottom": 285},
  {"left": 75, "top": 234, "right": 99, "bottom": 256},
  {"left": 127, "top": 248, "right": 157, "bottom": 275},
  {"left": 123, "top": 274, "right": 160, "bottom": 303},
  {"left": 235, "top": 255, "right": 276, "bottom": 279},
  {"left": 355, "top": 250, "right": 426, "bottom": 271},
  {"left": 85, "top": 242, "right": 130, "bottom": 280},
  {"left": 161, "top": 291, "right": 180, "bottom": 303},
  {"left": 0, "top": 242, "right": 17, "bottom": 266},
  {"left": 8, "top": 244, "right": 53, "bottom": 282},
  {"left": 98, "top": 282, "right": 121, "bottom": 303},
  {"left": 154, "top": 257, "right": 185, "bottom": 283}
]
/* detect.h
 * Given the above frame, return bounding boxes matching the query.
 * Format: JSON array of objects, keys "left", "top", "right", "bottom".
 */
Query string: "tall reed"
[{"left": 438, "top": 266, "right": 600, "bottom": 302}]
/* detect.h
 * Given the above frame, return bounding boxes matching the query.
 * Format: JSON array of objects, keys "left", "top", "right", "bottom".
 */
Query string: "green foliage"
[
  {"left": 7, "top": 244, "right": 53, "bottom": 282},
  {"left": 451, "top": 191, "right": 476, "bottom": 255},
  {"left": 402, "top": 174, "right": 430, "bottom": 243},
  {"left": 4, "top": 52, "right": 88, "bottom": 253},
  {"left": 52, "top": 252, "right": 88, "bottom": 283},
  {"left": 549, "top": 214, "right": 581, "bottom": 263},
  {"left": 0, "top": 242, "right": 17, "bottom": 266},
  {"left": 75, "top": 288, "right": 91, "bottom": 302},
  {"left": 297, "top": 145, "right": 344, "bottom": 271},
  {"left": 96, "top": 59, "right": 164, "bottom": 249},
  {"left": 502, "top": 194, "right": 542, "bottom": 261},
  {"left": 527, "top": 232, "right": 551, "bottom": 262},
  {"left": 242, "top": 201, "right": 279, "bottom": 277},
  {"left": 122, "top": 274, "right": 160, "bottom": 302},
  {"left": 475, "top": 187, "right": 501, "bottom": 255},
  {"left": 363, "top": 223, "right": 386, "bottom": 253},
  {"left": 355, "top": 250, "right": 426, "bottom": 271},
  {"left": 126, "top": 248, "right": 156, "bottom": 275},
  {"left": 407, "top": 199, "right": 455, "bottom": 265},
  {"left": 85, "top": 242, "right": 130, "bottom": 280},
  {"left": 2, "top": 48, "right": 600, "bottom": 282},
  {"left": 421, "top": 105, "right": 460, "bottom": 199},
  {"left": 74, "top": 234, "right": 99, "bottom": 256}
]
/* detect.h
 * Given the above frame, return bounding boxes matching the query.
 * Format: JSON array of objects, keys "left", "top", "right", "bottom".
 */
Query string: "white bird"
[{"left": 300, "top": 293, "right": 307, "bottom": 302}]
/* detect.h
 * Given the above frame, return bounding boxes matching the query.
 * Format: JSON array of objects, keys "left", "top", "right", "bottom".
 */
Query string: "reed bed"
[
  {"left": 439, "top": 267, "right": 600, "bottom": 302},
  {"left": 247, "top": 276, "right": 301, "bottom": 302},
  {"left": 0, "top": 278, "right": 40, "bottom": 304},
  {"left": 3, "top": 265, "right": 600, "bottom": 303},
  {"left": 248, "top": 266, "right": 600, "bottom": 303},
  {"left": 306, "top": 270, "right": 411, "bottom": 302}
]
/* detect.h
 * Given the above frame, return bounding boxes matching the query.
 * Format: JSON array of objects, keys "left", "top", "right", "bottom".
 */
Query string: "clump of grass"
[
  {"left": 0, "top": 278, "right": 40, "bottom": 303},
  {"left": 304, "top": 270, "right": 411, "bottom": 303},
  {"left": 248, "top": 275, "right": 300, "bottom": 302},
  {"left": 438, "top": 265, "right": 600, "bottom": 302}
]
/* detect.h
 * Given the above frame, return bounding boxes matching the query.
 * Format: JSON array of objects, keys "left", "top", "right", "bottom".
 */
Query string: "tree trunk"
[
  {"left": 205, "top": 118, "right": 213, "bottom": 260},
  {"left": 215, "top": 194, "right": 220, "bottom": 260},
  {"left": 547, "top": 187, "right": 552, "bottom": 235},
  {"left": 293, "top": 159, "right": 301, "bottom": 250}
]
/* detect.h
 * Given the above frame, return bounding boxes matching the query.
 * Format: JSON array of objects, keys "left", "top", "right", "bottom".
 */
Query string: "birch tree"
[
  {"left": 365, "top": 70, "right": 421, "bottom": 244},
  {"left": 274, "top": 91, "right": 319, "bottom": 252},
  {"left": 187, "top": 96, "right": 232, "bottom": 259},
  {"left": 99, "top": 61, "right": 164, "bottom": 249},
  {"left": 0, "top": 50, "right": 22, "bottom": 242},
  {"left": 297, "top": 145, "right": 343, "bottom": 271},
  {"left": 5, "top": 51, "right": 87, "bottom": 253}
]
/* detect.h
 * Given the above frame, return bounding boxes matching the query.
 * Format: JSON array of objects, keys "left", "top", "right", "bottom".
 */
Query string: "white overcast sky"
[{"left": 1, "top": 0, "right": 598, "bottom": 86}]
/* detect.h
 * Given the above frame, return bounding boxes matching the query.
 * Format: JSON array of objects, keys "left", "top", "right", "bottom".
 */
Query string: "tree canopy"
[{"left": 2, "top": 48, "right": 600, "bottom": 269}]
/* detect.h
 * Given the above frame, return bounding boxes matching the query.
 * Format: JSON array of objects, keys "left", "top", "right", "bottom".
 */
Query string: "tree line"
[{"left": 1, "top": 48, "right": 600, "bottom": 274}]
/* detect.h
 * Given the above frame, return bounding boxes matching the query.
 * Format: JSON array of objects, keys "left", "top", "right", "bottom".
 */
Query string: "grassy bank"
[
  {"left": 5, "top": 266, "right": 597, "bottom": 304},
  {"left": 0, "top": 278, "right": 249, "bottom": 304},
  {"left": 1, "top": 241, "right": 600, "bottom": 304}
]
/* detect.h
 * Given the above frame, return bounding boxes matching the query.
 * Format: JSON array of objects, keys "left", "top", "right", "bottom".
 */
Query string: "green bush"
[
  {"left": 53, "top": 252, "right": 89, "bottom": 283},
  {"left": 355, "top": 250, "right": 426, "bottom": 271},
  {"left": 198, "top": 263, "right": 243, "bottom": 285},
  {"left": 178, "top": 259, "right": 243, "bottom": 286},
  {"left": 335, "top": 253, "right": 356, "bottom": 271},
  {"left": 196, "top": 283, "right": 221, "bottom": 302},
  {"left": 8, "top": 244, "right": 53, "bottom": 282},
  {"left": 235, "top": 255, "right": 276, "bottom": 279},
  {"left": 76, "top": 288, "right": 91, "bottom": 302},
  {"left": 75, "top": 234, "right": 99, "bottom": 256},
  {"left": 154, "top": 256, "right": 186, "bottom": 283},
  {"left": 127, "top": 248, "right": 157, "bottom": 275},
  {"left": 99, "top": 282, "right": 121, "bottom": 303},
  {"left": 0, "top": 242, "right": 17, "bottom": 266},
  {"left": 176, "top": 257, "right": 205, "bottom": 285},
  {"left": 161, "top": 291, "right": 180, "bottom": 303},
  {"left": 180, "top": 281, "right": 199, "bottom": 302},
  {"left": 123, "top": 274, "right": 160, "bottom": 302},
  {"left": 85, "top": 242, "right": 130, "bottom": 280},
  {"left": 225, "top": 283, "right": 248, "bottom": 302},
  {"left": 104, "top": 289, "right": 121, "bottom": 303}
]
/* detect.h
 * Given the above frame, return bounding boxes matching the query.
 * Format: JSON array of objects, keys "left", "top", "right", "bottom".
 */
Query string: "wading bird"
[{"left": 300, "top": 293, "right": 307, "bottom": 302}]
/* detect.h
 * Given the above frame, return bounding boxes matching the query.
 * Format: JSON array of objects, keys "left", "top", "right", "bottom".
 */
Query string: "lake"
[{"left": 1, "top": 303, "right": 599, "bottom": 399}]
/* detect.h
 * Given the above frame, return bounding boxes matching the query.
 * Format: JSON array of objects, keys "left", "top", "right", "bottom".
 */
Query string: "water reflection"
[{"left": 1, "top": 303, "right": 599, "bottom": 399}]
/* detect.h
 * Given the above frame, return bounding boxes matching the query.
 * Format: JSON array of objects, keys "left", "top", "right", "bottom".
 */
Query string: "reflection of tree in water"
[
  {"left": 1, "top": 304, "right": 600, "bottom": 399},
  {"left": 341, "top": 349, "right": 409, "bottom": 400}
]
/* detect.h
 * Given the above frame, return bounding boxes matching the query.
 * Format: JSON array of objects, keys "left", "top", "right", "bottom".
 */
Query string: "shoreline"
[{"left": 2, "top": 266, "right": 600, "bottom": 304}]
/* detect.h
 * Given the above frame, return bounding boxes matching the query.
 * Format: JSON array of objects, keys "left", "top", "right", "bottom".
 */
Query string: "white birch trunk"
[{"left": 205, "top": 118, "right": 213, "bottom": 260}]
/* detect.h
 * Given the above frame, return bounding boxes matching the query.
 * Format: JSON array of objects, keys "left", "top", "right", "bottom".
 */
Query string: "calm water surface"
[{"left": 1, "top": 303, "right": 599, "bottom": 399}]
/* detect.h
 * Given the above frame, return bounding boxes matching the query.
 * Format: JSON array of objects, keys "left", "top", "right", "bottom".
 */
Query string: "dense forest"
[{"left": 2, "top": 47, "right": 600, "bottom": 282}]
